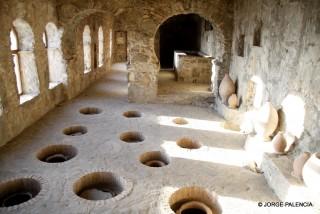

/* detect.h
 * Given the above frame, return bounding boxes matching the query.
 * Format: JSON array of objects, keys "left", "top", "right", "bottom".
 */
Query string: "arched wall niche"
[
  {"left": 12, "top": 18, "right": 40, "bottom": 99},
  {"left": 98, "top": 26, "right": 104, "bottom": 67},
  {"left": 45, "top": 22, "right": 67, "bottom": 87},
  {"left": 10, "top": 29, "right": 22, "bottom": 95},
  {"left": 83, "top": 25, "right": 92, "bottom": 73}
]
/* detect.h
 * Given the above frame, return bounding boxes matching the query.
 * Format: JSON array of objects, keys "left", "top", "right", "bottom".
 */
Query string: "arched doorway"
[{"left": 154, "top": 13, "right": 217, "bottom": 101}]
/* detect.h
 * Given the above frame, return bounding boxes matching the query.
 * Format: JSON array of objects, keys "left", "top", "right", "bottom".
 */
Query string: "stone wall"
[
  {"left": 0, "top": 0, "right": 114, "bottom": 147},
  {"left": 229, "top": 0, "right": 320, "bottom": 153},
  {"left": 174, "top": 51, "right": 212, "bottom": 84},
  {"left": 199, "top": 17, "right": 224, "bottom": 61}
]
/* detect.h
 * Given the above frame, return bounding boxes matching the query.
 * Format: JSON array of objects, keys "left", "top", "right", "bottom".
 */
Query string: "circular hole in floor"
[
  {"left": 0, "top": 178, "right": 41, "bottom": 207},
  {"left": 37, "top": 144, "right": 77, "bottom": 163},
  {"left": 120, "top": 131, "right": 144, "bottom": 143},
  {"left": 176, "top": 137, "right": 201, "bottom": 149},
  {"left": 73, "top": 172, "right": 124, "bottom": 201},
  {"left": 123, "top": 111, "right": 142, "bottom": 118},
  {"left": 79, "top": 107, "right": 102, "bottom": 115},
  {"left": 173, "top": 117, "right": 188, "bottom": 125},
  {"left": 179, "top": 202, "right": 210, "bottom": 214},
  {"left": 63, "top": 126, "right": 87, "bottom": 136},
  {"left": 169, "top": 186, "right": 222, "bottom": 214},
  {"left": 139, "top": 151, "right": 169, "bottom": 168}
]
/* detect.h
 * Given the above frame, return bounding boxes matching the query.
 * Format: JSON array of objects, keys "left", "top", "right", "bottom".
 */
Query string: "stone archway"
[
  {"left": 153, "top": 13, "right": 223, "bottom": 99},
  {"left": 126, "top": 0, "right": 233, "bottom": 102}
]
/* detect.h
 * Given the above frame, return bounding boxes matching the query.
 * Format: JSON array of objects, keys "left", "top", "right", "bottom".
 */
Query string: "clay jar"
[
  {"left": 253, "top": 102, "right": 279, "bottom": 141},
  {"left": 292, "top": 152, "right": 311, "bottom": 180},
  {"left": 228, "top": 93, "right": 238, "bottom": 109},
  {"left": 176, "top": 201, "right": 213, "bottom": 214},
  {"left": 219, "top": 73, "right": 235, "bottom": 104},
  {"left": 302, "top": 152, "right": 320, "bottom": 193},
  {"left": 272, "top": 132, "right": 287, "bottom": 154}
]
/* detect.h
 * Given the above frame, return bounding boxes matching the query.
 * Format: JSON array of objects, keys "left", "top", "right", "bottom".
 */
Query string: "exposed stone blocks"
[{"left": 174, "top": 51, "right": 212, "bottom": 84}]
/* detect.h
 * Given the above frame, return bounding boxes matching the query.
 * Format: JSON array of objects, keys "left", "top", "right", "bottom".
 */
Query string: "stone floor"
[
  {"left": 0, "top": 64, "right": 293, "bottom": 214},
  {"left": 158, "top": 70, "right": 211, "bottom": 95},
  {"left": 157, "top": 70, "right": 213, "bottom": 106}
]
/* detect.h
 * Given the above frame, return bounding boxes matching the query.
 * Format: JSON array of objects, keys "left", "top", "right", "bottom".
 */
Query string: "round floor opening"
[
  {"left": 79, "top": 107, "right": 102, "bottom": 115},
  {"left": 176, "top": 137, "right": 201, "bottom": 149},
  {"left": 0, "top": 178, "right": 41, "bottom": 207},
  {"left": 120, "top": 131, "right": 144, "bottom": 143},
  {"left": 180, "top": 206, "right": 208, "bottom": 214},
  {"left": 73, "top": 172, "right": 124, "bottom": 201},
  {"left": 37, "top": 144, "right": 77, "bottom": 163},
  {"left": 63, "top": 126, "right": 87, "bottom": 136},
  {"left": 140, "top": 151, "right": 169, "bottom": 168},
  {"left": 123, "top": 111, "right": 142, "bottom": 118},
  {"left": 173, "top": 117, "right": 188, "bottom": 125},
  {"left": 169, "top": 186, "right": 222, "bottom": 214}
]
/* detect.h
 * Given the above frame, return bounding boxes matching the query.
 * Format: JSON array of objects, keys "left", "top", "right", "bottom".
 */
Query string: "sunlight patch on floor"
[
  {"left": 157, "top": 116, "right": 241, "bottom": 134},
  {"left": 161, "top": 140, "right": 249, "bottom": 167}
]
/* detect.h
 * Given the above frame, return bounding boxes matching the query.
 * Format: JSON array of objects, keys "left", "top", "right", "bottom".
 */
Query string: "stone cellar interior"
[{"left": 0, "top": 0, "right": 319, "bottom": 214}]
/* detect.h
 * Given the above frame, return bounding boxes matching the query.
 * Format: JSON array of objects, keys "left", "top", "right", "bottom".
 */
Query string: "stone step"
[{"left": 244, "top": 135, "right": 320, "bottom": 214}]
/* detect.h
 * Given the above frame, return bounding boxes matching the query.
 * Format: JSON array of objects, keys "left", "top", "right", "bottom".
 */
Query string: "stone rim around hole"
[
  {"left": 173, "top": 117, "right": 189, "bottom": 125},
  {"left": 139, "top": 151, "right": 170, "bottom": 168},
  {"left": 0, "top": 178, "right": 41, "bottom": 208},
  {"left": 123, "top": 110, "right": 142, "bottom": 118},
  {"left": 63, "top": 126, "right": 87, "bottom": 136},
  {"left": 73, "top": 172, "right": 126, "bottom": 201},
  {"left": 79, "top": 107, "right": 102, "bottom": 115},
  {"left": 36, "top": 144, "right": 77, "bottom": 163},
  {"left": 119, "top": 131, "right": 145, "bottom": 143}
]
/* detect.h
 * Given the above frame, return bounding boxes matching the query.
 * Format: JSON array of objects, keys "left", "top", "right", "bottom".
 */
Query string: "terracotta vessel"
[
  {"left": 302, "top": 152, "right": 320, "bottom": 193},
  {"left": 253, "top": 102, "right": 279, "bottom": 141},
  {"left": 272, "top": 132, "right": 287, "bottom": 154},
  {"left": 176, "top": 201, "right": 213, "bottom": 214},
  {"left": 219, "top": 73, "right": 235, "bottom": 104},
  {"left": 228, "top": 93, "right": 238, "bottom": 109},
  {"left": 292, "top": 152, "right": 311, "bottom": 180}
]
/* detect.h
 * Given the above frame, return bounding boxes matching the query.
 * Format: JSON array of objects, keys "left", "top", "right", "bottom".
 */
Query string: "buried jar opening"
[
  {"left": 176, "top": 137, "right": 201, "bottom": 149},
  {"left": 181, "top": 209, "right": 206, "bottom": 214},
  {"left": 169, "top": 186, "right": 222, "bottom": 214},
  {"left": 79, "top": 107, "right": 102, "bottom": 115},
  {"left": 139, "top": 151, "right": 170, "bottom": 168},
  {"left": 123, "top": 111, "right": 142, "bottom": 118},
  {"left": 120, "top": 131, "right": 145, "bottom": 143},
  {"left": 63, "top": 126, "right": 87, "bottom": 136},
  {"left": 0, "top": 178, "right": 41, "bottom": 207},
  {"left": 37, "top": 144, "right": 77, "bottom": 163},
  {"left": 180, "top": 202, "right": 210, "bottom": 214},
  {"left": 173, "top": 117, "right": 189, "bottom": 125},
  {"left": 73, "top": 172, "right": 124, "bottom": 201}
]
